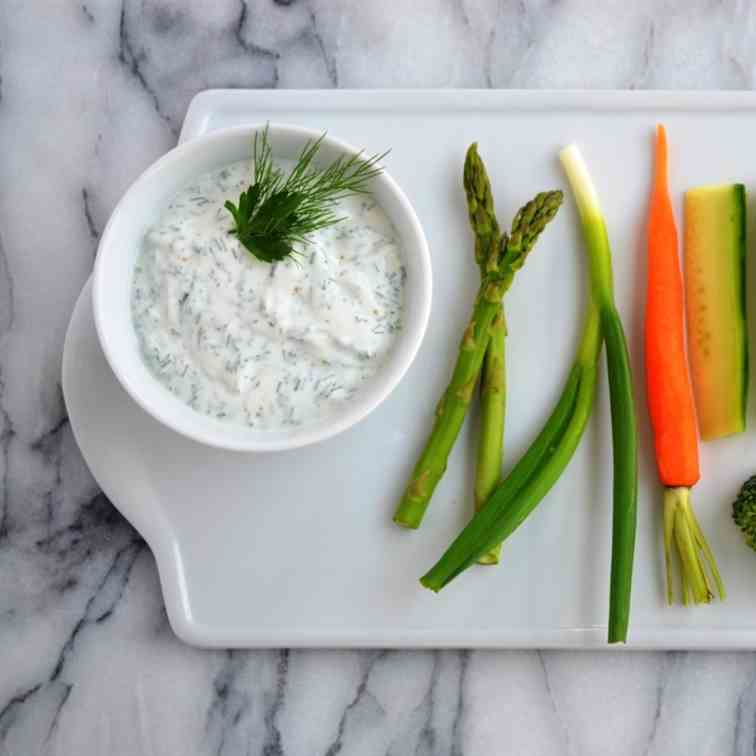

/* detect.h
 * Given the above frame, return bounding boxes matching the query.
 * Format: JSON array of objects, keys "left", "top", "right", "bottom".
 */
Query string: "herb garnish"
[{"left": 225, "top": 126, "right": 387, "bottom": 263}]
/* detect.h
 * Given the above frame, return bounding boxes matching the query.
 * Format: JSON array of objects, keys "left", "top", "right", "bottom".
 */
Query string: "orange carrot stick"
[
  {"left": 645, "top": 124, "right": 723, "bottom": 605},
  {"left": 646, "top": 125, "right": 699, "bottom": 487}
]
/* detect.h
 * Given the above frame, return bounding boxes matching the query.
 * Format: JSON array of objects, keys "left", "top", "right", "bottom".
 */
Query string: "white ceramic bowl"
[{"left": 93, "top": 124, "right": 432, "bottom": 452}]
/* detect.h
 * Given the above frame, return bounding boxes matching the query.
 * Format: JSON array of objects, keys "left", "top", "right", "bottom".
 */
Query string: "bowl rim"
[{"left": 92, "top": 123, "right": 432, "bottom": 452}]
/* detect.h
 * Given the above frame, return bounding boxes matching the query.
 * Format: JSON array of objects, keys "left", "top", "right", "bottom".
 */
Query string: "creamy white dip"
[{"left": 131, "top": 159, "right": 405, "bottom": 430}]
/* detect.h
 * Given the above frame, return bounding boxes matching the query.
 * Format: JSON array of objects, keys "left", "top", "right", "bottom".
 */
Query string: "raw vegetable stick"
[
  {"left": 646, "top": 124, "right": 724, "bottom": 605},
  {"left": 684, "top": 183, "right": 748, "bottom": 440},
  {"left": 559, "top": 144, "right": 638, "bottom": 644},
  {"left": 463, "top": 144, "right": 505, "bottom": 564},
  {"left": 475, "top": 309, "right": 506, "bottom": 563},
  {"left": 393, "top": 190, "right": 564, "bottom": 529}
]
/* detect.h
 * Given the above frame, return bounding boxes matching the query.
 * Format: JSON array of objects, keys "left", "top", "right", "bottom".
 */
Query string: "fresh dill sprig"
[{"left": 224, "top": 125, "right": 388, "bottom": 263}]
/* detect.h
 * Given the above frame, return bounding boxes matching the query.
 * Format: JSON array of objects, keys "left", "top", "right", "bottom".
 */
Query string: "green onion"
[{"left": 560, "top": 144, "right": 639, "bottom": 644}]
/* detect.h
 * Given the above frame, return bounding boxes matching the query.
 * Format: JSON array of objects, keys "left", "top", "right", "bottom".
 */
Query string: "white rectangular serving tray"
[{"left": 79, "top": 90, "right": 756, "bottom": 647}]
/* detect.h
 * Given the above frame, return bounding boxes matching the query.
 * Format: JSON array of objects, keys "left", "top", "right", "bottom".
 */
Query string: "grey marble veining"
[{"left": 3, "top": 1, "right": 756, "bottom": 754}]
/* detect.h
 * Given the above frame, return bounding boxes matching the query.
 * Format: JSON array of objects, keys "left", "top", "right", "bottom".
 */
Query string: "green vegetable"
[
  {"left": 419, "top": 145, "right": 638, "bottom": 645},
  {"left": 420, "top": 299, "right": 602, "bottom": 589},
  {"left": 225, "top": 125, "right": 386, "bottom": 263},
  {"left": 733, "top": 475, "right": 756, "bottom": 552},
  {"left": 463, "top": 144, "right": 505, "bottom": 564},
  {"left": 475, "top": 309, "right": 506, "bottom": 564},
  {"left": 560, "top": 144, "right": 638, "bottom": 644},
  {"left": 393, "top": 189, "right": 564, "bottom": 529},
  {"left": 684, "top": 183, "right": 748, "bottom": 441}
]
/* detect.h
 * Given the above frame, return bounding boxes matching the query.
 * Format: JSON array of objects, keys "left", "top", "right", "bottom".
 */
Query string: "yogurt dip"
[{"left": 131, "top": 159, "right": 406, "bottom": 430}]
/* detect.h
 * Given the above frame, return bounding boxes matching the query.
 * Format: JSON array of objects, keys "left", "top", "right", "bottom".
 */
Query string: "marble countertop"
[{"left": 3, "top": 1, "right": 756, "bottom": 754}]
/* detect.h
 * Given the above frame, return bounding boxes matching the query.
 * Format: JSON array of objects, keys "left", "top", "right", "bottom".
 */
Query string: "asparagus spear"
[
  {"left": 463, "top": 144, "right": 505, "bottom": 564},
  {"left": 393, "top": 188, "right": 564, "bottom": 529},
  {"left": 475, "top": 310, "right": 506, "bottom": 563},
  {"left": 463, "top": 144, "right": 507, "bottom": 564}
]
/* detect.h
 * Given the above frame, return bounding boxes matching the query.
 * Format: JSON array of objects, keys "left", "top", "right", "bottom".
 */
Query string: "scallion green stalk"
[{"left": 559, "top": 144, "right": 639, "bottom": 644}]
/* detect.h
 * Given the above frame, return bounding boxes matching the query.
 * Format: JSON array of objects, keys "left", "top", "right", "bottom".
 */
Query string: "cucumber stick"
[{"left": 684, "top": 184, "right": 748, "bottom": 441}]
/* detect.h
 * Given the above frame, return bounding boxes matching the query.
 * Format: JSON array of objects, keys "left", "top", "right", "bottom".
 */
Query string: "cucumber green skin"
[
  {"left": 735, "top": 185, "right": 749, "bottom": 431},
  {"left": 684, "top": 183, "right": 748, "bottom": 440}
]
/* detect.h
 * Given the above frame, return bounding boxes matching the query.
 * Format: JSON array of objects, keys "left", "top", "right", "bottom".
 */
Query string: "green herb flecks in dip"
[{"left": 131, "top": 159, "right": 406, "bottom": 430}]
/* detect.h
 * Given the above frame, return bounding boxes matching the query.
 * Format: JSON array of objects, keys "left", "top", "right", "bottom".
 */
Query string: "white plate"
[{"left": 64, "top": 90, "right": 756, "bottom": 648}]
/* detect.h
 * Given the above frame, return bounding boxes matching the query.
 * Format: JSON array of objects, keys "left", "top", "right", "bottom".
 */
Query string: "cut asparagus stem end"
[
  {"left": 393, "top": 492, "right": 429, "bottom": 529},
  {"left": 393, "top": 517, "right": 420, "bottom": 530},
  {"left": 663, "top": 486, "right": 725, "bottom": 605},
  {"left": 477, "top": 545, "right": 501, "bottom": 565}
]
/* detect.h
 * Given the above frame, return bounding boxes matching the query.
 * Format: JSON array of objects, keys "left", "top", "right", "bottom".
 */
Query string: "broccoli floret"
[{"left": 733, "top": 475, "right": 756, "bottom": 551}]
